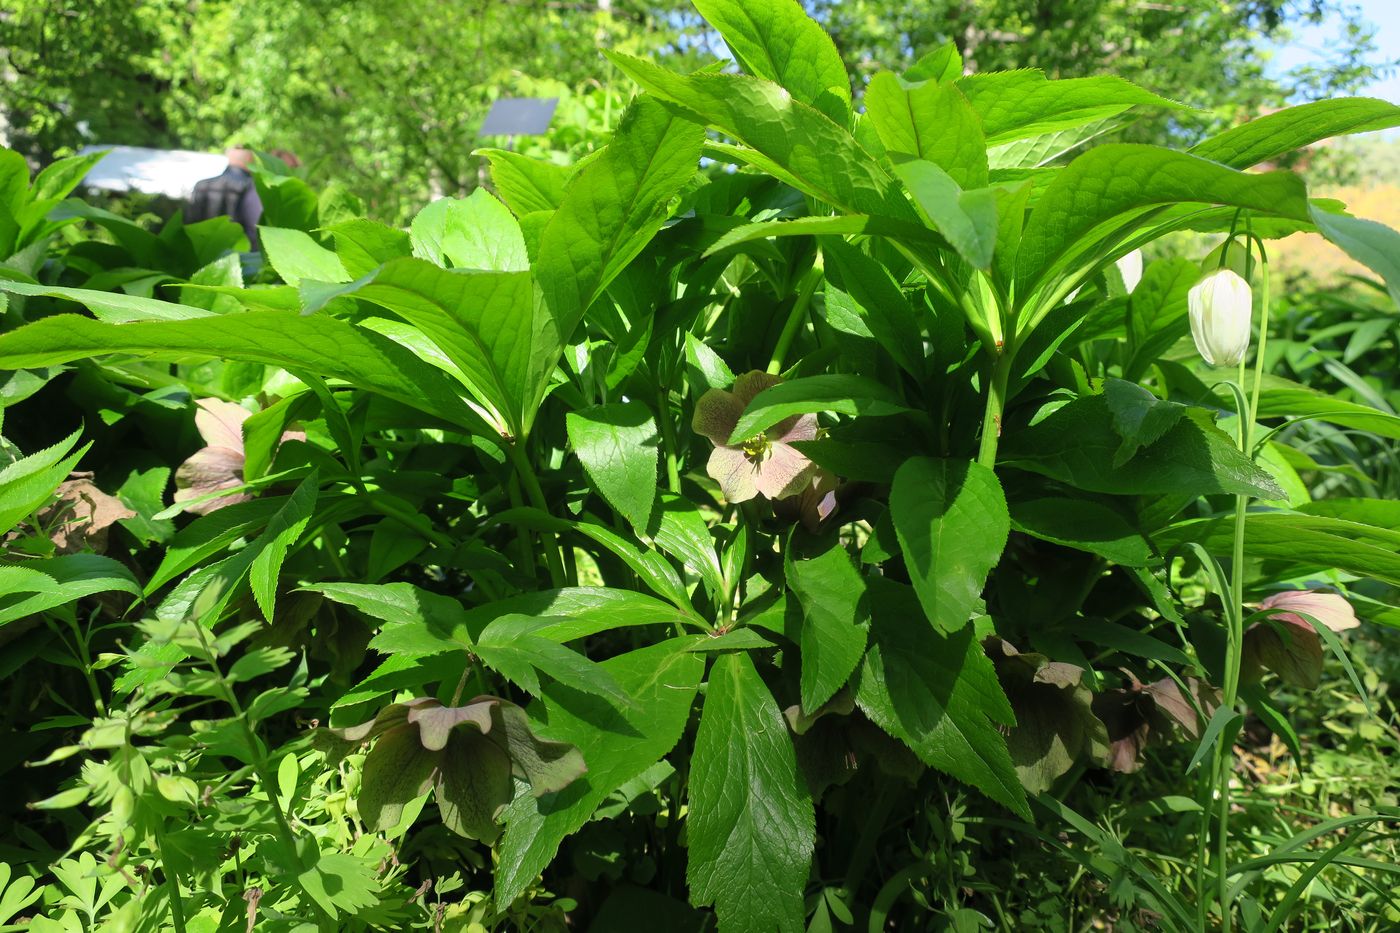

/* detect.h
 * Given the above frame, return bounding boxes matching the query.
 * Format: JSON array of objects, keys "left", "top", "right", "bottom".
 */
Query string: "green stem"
[
  {"left": 657, "top": 388, "right": 682, "bottom": 494},
  {"left": 506, "top": 441, "right": 566, "bottom": 587},
  {"left": 766, "top": 266, "right": 821, "bottom": 375},
  {"left": 977, "top": 345, "right": 1016, "bottom": 469},
  {"left": 154, "top": 822, "right": 188, "bottom": 933}
]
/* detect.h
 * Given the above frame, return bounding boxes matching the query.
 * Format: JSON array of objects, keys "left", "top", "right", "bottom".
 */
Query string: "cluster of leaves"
[{"left": 2, "top": 1, "right": 1400, "bottom": 930}]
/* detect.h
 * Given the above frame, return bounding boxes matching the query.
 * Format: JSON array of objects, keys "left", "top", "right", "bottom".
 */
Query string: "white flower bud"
[
  {"left": 1188, "top": 269, "right": 1252, "bottom": 367},
  {"left": 1116, "top": 249, "right": 1143, "bottom": 293}
]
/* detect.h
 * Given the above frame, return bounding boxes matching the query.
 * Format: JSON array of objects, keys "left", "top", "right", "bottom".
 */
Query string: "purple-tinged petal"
[
  {"left": 194, "top": 398, "right": 250, "bottom": 451},
  {"left": 775, "top": 412, "right": 818, "bottom": 443},
  {"left": 753, "top": 441, "right": 816, "bottom": 500},
  {"left": 692, "top": 388, "right": 744, "bottom": 446},
  {"left": 173, "top": 446, "right": 249, "bottom": 514},
  {"left": 731, "top": 370, "right": 782, "bottom": 407},
  {"left": 707, "top": 445, "right": 760, "bottom": 502},
  {"left": 1258, "top": 589, "right": 1359, "bottom": 633}
]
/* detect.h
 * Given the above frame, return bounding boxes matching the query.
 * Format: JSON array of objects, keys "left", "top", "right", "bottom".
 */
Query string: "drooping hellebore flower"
[
  {"left": 692, "top": 371, "right": 818, "bottom": 503},
  {"left": 1188, "top": 269, "right": 1252, "bottom": 367},
  {"left": 1242, "top": 589, "right": 1359, "bottom": 689},
  {"left": 173, "top": 398, "right": 303, "bottom": 515}
]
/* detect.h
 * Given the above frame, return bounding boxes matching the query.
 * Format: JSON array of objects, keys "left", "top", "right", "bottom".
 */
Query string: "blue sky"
[{"left": 1270, "top": 0, "right": 1399, "bottom": 102}]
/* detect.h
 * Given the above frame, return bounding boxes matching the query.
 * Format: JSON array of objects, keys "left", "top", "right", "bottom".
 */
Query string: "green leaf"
[
  {"left": 329, "top": 219, "right": 413, "bottom": 278},
  {"left": 1001, "top": 397, "right": 1283, "bottom": 499},
  {"left": 649, "top": 493, "right": 725, "bottom": 598},
  {"left": 607, "top": 53, "right": 912, "bottom": 221},
  {"left": 476, "top": 148, "right": 570, "bottom": 216},
  {"left": 566, "top": 403, "right": 659, "bottom": 532},
  {"left": 0, "top": 311, "right": 486, "bottom": 433},
  {"left": 865, "top": 74, "right": 987, "bottom": 188},
  {"left": 1308, "top": 205, "right": 1400, "bottom": 308},
  {"left": 146, "top": 498, "right": 285, "bottom": 593},
  {"left": 0, "top": 427, "right": 87, "bottom": 536},
  {"left": 692, "top": 0, "right": 850, "bottom": 124},
  {"left": 728, "top": 374, "right": 913, "bottom": 443},
  {"left": 988, "top": 115, "right": 1130, "bottom": 170},
  {"left": 905, "top": 43, "right": 963, "bottom": 83},
  {"left": 32, "top": 149, "right": 110, "bottom": 201},
  {"left": 0, "top": 280, "right": 212, "bottom": 323},
  {"left": 688, "top": 652, "right": 814, "bottom": 933},
  {"left": 1009, "top": 497, "right": 1153, "bottom": 566},
  {"left": 536, "top": 96, "right": 702, "bottom": 332},
  {"left": 496, "top": 640, "right": 703, "bottom": 906},
  {"left": 249, "top": 473, "right": 318, "bottom": 622},
  {"left": 1017, "top": 145, "right": 1309, "bottom": 291},
  {"left": 890, "top": 457, "right": 1009, "bottom": 633},
  {"left": 259, "top": 227, "right": 349, "bottom": 286},
  {"left": 955, "top": 71, "right": 1183, "bottom": 146},
  {"left": 341, "top": 257, "right": 559, "bottom": 436},
  {"left": 1103, "top": 378, "right": 1187, "bottom": 466},
  {"left": 821, "top": 238, "right": 924, "bottom": 378},
  {"left": 410, "top": 190, "right": 529, "bottom": 272},
  {"left": 476, "top": 615, "right": 629, "bottom": 706},
  {"left": 0, "top": 555, "right": 141, "bottom": 626},
  {"left": 1155, "top": 512, "right": 1400, "bottom": 588},
  {"left": 704, "top": 214, "right": 936, "bottom": 258},
  {"left": 1189, "top": 98, "right": 1400, "bottom": 169},
  {"left": 787, "top": 539, "right": 868, "bottom": 712},
  {"left": 893, "top": 160, "right": 998, "bottom": 269},
  {"left": 1239, "top": 373, "right": 1400, "bottom": 439},
  {"left": 855, "top": 579, "right": 1028, "bottom": 816}
]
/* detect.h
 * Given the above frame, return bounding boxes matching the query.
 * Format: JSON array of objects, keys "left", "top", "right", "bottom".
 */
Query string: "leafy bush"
[{"left": 2, "top": 2, "right": 1399, "bottom": 930}]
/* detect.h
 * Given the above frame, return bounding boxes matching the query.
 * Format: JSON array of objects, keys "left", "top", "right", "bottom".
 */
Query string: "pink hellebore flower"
[
  {"left": 692, "top": 371, "right": 817, "bottom": 504},
  {"left": 173, "top": 399, "right": 304, "bottom": 515},
  {"left": 1257, "top": 589, "right": 1359, "bottom": 633}
]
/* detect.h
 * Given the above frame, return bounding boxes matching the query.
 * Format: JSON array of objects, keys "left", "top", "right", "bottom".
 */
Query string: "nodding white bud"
[
  {"left": 1188, "top": 269, "right": 1252, "bottom": 367},
  {"left": 1116, "top": 249, "right": 1144, "bottom": 293}
]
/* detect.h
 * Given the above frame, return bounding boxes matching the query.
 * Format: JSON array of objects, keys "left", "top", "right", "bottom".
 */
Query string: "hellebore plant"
[{"left": 692, "top": 371, "right": 819, "bottom": 505}]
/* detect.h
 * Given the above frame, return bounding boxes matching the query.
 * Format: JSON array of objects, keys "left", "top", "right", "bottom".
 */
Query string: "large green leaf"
[
  {"left": 1017, "top": 145, "right": 1310, "bottom": 291},
  {"left": 535, "top": 96, "right": 702, "bottom": 332},
  {"left": 0, "top": 427, "right": 87, "bottom": 536},
  {"left": 786, "top": 538, "right": 868, "bottom": 712},
  {"left": 410, "top": 190, "right": 529, "bottom": 272},
  {"left": 0, "top": 555, "right": 141, "bottom": 626},
  {"left": 1234, "top": 373, "right": 1400, "bottom": 439},
  {"left": 955, "top": 71, "right": 1183, "bottom": 146},
  {"left": 893, "top": 159, "right": 998, "bottom": 270},
  {"left": 566, "top": 403, "right": 659, "bottom": 532},
  {"left": 1009, "top": 497, "right": 1153, "bottom": 566},
  {"left": 691, "top": 0, "right": 850, "bottom": 124},
  {"left": 348, "top": 257, "right": 559, "bottom": 436},
  {"left": 1308, "top": 205, "right": 1400, "bottom": 307},
  {"left": 727, "top": 374, "right": 913, "bottom": 443},
  {"left": 688, "top": 651, "right": 814, "bottom": 933},
  {"left": 0, "top": 310, "right": 485, "bottom": 433},
  {"left": 607, "top": 52, "right": 912, "bottom": 221},
  {"left": 1189, "top": 98, "right": 1400, "bottom": 169},
  {"left": 1155, "top": 511, "right": 1400, "bottom": 587},
  {"left": 259, "top": 227, "right": 349, "bottom": 286},
  {"left": 1001, "top": 397, "right": 1284, "bottom": 499},
  {"left": 855, "top": 579, "right": 1028, "bottom": 816},
  {"left": 821, "top": 238, "right": 925, "bottom": 377},
  {"left": 890, "top": 457, "right": 1009, "bottom": 633},
  {"left": 475, "top": 148, "right": 570, "bottom": 217},
  {"left": 0, "top": 281, "right": 212, "bottom": 322},
  {"left": 248, "top": 473, "right": 318, "bottom": 622},
  {"left": 495, "top": 640, "right": 703, "bottom": 906},
  {"left": 865, "top": 73, "right": 987, "bottom": 188}
]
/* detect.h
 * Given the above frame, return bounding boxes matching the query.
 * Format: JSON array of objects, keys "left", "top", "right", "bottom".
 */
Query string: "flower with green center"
[{"left": 692, "top": 370, "right": 818, "bottom": 503}]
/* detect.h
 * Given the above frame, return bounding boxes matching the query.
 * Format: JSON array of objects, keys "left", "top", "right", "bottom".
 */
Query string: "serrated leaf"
[
  {"left": 866, "top": 74, "right": 987, "bottom": 188},
  {"left": 0, "top": 309, "right": 486, "bottom": 432},
  {"left": 787, "top": 539, "right": 868, "bottom": 712},
  {"left": 890, "top": 457, "right": 1009, "bottom": 633},
  {"left": 249, "top": 472, "right": 318, "bottom": 621},
  {"left": 855, "top": 579, "right": 1028, "bottom": 816},
  {"left": 692, "top": 0, "right": 850, "bottom": 124},
  {"left": 893, "top": 159, "right": 998, "bottom": 269},
  {"left": 259, "top": 226, "right": 349, "bottom": 286},
  {"left": 496, "top": 640, "right": 703, "bottom": 906},
  {"left": 476, "top": 148, "right": 570, "bottom": 216},
  {"left": 956, "top": 70, "right": 1183, "bottom": 146},
  {"left": 1189, "top": 97, "right": 1400, "bottom": 169},
  {"left": 536, "top": 96, "right": 702, "bottom": 332},
  {"left": 410, "top": 189, "right": 528, "bottom": 272},
  {"left": 566, "top": 403, "right": 659, "bottom": 532},
  {"left": 687, "top": 652, "right": 813, "bottom": 933}
]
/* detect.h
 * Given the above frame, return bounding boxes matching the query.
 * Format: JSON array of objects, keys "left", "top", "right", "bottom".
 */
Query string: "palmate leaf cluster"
[{"left": 1, "top": 1, "right": 1400, "bottom": 929}]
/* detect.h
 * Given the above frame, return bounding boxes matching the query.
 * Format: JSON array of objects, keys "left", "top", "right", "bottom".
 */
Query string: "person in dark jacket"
[{"left": 187, "top": 147, "right": 263, "bottom": 248}]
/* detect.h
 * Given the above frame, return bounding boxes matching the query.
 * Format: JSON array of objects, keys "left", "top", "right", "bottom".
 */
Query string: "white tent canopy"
[{"left": 76, "top": 145, "right": 227, "bottom": 200}]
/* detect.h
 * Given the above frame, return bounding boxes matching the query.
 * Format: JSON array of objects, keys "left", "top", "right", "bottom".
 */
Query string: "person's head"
[
  {"left": 225, "top": 147, "right": 255, "bottom": 171},
  {"left": 269, "top": 148, "right": 302, "bottom": 169}
]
